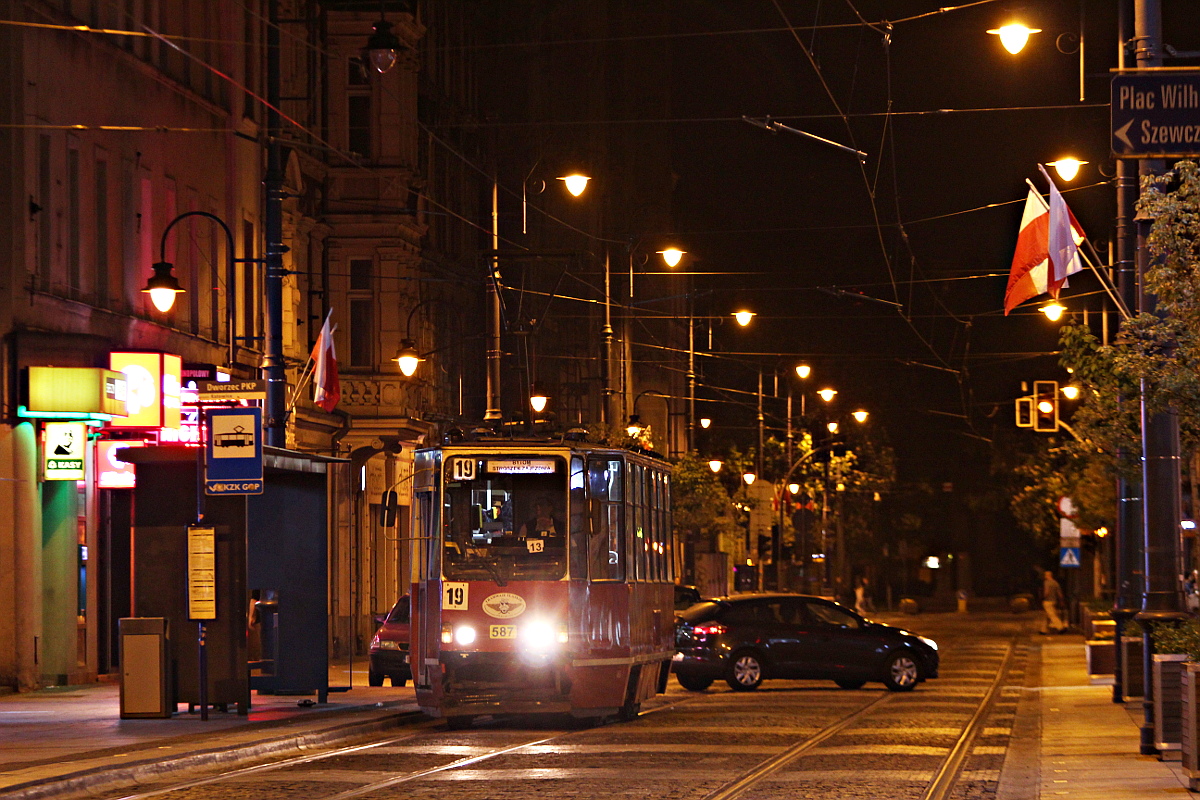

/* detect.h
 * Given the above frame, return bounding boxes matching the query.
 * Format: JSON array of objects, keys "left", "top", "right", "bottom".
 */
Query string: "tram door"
[{"left": 412, "top": 453, "right": 442, "bottom": 690}]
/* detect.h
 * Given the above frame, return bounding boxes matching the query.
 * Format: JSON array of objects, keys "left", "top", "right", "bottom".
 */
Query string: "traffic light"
[
  {"left": 1033, "top": 380, "right": 1059, "bottom": 432},
  {"left": 1015, "top": 396, "right": 1034, "bottom": 428}
]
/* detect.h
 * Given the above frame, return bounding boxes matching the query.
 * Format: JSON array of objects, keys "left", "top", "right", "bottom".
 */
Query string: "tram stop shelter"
[{"left": 121, "top": 445, "right": 346, "bottom": 714}]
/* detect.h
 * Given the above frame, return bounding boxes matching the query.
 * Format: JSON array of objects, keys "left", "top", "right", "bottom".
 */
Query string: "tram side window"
[
  {"left": 588, "top": 458, "right": 623, "bottom": 581},
  {"left": 651, "top": 470, "right": 663, "bottom": 581},
  {"left": 570, "top": 456, "right": 586, "bottom": 579},
  {"left": 629, "top": 463, "right": 645, "bottom": 581},
  {"left": 661, "top": 472, "right": 674, "bottom": 581}
]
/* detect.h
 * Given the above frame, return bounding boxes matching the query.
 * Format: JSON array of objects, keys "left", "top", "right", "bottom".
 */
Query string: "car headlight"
[
  {"left": 918, "top": 636, "right": 938, "bottom": 652},
  {"left": 377, "top": 640, "right": 401, "bottom": 650}
]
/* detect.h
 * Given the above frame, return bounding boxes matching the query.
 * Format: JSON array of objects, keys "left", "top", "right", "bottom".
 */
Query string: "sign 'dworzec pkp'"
[
  {"left": 1112, "top": 72, "right": 1200, "bottom": 158},
  {"left": 205, "top": 407, "right": 263, "bottom": 495}
]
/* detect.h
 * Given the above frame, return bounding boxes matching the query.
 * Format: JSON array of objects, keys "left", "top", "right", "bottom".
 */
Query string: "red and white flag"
[
  {"left": 1003, "top": 187, "right": 1085, "bottom": 315},
  {"left": 311, "top": 310, "right": 340, "bottom": 412}
]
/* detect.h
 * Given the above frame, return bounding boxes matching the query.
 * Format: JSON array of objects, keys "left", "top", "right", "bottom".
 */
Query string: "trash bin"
[{"left": 119, "top": 617, "right": 172, "bottom": 719}]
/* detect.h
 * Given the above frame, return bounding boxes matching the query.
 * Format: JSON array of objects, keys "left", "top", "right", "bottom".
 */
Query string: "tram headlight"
[
  {"left": 454, "top": 625, "right": 477, "bottom": 646},
  {"left": 520, "top": 619, "right": 567, "bottom": 651}
]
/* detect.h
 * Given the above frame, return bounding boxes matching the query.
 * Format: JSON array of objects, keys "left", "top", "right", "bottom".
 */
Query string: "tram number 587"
[{"left": 443, "top": 582, "right": 468, "bottom": 610}]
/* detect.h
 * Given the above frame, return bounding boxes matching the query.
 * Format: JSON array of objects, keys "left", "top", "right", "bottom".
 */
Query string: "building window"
[
  {"left": 94, "top": 159, "right": 108, "bottom": 306},
  {"left": 67, "top": 147, "right": 80, "bottom": 297},
  {"left": 37, "top": 135, "right": 52, "bottom": 292},
  {"left": 349, "top": 297, "right": 374, "bottom": 368},
  {"left": 349, "top": 258, "right": 372, "bottom": 291},
  {"left": 348, "top": 95, "right": 371, "bottom": 158}
]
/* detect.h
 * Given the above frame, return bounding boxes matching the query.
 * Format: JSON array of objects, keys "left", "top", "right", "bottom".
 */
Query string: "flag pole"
[{"left": 1024, "top": 177, "right": 1131, "bottom": 321}]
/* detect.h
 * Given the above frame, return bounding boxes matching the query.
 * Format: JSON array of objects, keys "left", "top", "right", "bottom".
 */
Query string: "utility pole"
[
  {"left": 1128, "top": 0, "right": 1186, "bottom": 757},
  {"left": 263, "top": 0, "right": 287, "bottom": 448}
]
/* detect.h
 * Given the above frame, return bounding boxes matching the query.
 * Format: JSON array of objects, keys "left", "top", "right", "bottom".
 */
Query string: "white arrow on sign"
[{"left": 1115, "top": 119, "right": 1135, "bottom": 151}]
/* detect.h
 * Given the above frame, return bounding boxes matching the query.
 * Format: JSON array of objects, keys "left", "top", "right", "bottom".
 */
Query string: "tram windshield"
[{"left": 442, "top": 455, "right": 568, "bottom": 583}]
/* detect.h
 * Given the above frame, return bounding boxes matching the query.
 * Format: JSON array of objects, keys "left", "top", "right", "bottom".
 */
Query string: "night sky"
[{"left": 469, "top": 0, "right": 1199, "bottom": 490}]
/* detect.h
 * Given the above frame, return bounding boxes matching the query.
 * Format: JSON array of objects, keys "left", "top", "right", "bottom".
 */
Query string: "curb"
[{"left": 1, "top": 708, "right": 428, "bottom": 800}]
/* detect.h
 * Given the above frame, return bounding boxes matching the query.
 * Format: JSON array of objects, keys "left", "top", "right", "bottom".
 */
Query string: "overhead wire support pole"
[
  {"left": 741, "top": 116, "right": 868, "bottom": 162},
  {"left": 485, "top": 179, "right": 502, "bottom": 422},
  {"left": 263, "top": 0, "right": 287, "bottom": 448}
]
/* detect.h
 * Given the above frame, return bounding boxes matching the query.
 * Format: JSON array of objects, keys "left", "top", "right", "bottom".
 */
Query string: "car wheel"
[
  {"left": 390, "top": 674, "right": 408, "bottom": 687},
  {"left": 835, "top": 679, "right": 866, "bottom": 690},
  {"left": 725, "top": 651, "right": 764, "bottom": 691},
  {"left": 676, "top": 673, "right": 714, "bottom": 692},
  {"left": 368, "top": 670, "right": 384, "bottom": 687},
  {"left": 883, "top": 651, "right": 921, "bottom": 692}
]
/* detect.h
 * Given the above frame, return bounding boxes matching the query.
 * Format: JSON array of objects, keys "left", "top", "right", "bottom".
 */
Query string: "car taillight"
[{"left": 692, "top": 622, "right": 727, "bottom": 636}]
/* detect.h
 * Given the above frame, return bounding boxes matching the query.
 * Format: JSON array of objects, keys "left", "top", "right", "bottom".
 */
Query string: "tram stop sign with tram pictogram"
[{"left": 205, "top": 407, "right": 263, "bottom": 495}]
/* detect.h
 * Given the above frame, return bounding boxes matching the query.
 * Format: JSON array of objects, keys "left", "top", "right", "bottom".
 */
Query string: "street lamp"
[
  {"left": 852, "top": 409, "right": 869, "bottom": 423},
  {"left": 1048, "top": 158, "right": 1088, "bottom": 181},
  {"left": 708, "top": 459, "right": 722, "bottom": 473},
  {"left": 817, "top": 388, "right": 837, "bottom": 403},
  {"left": 699, "top": 417, "right": 712, "bottom": 429},
  {"left": 142, "top": 262, "right": 185, "bottom": 313},
  {"left": 742, "top": 472, "right": 756, "bottom": 485},
  {"left": 363, "top": 17, "right": 403, "bottom": 74},
  {"left": 1041, "top": 302, "right": 1066, "bottom": 321},
  {"left": 394, "top": 340, "right": 421, "bottom": 377},
  {"left": 987, "top": 22, "right": 1041, "bottom": 54},
  {"left": 795, "top": 364, "right": 811, "bottom": 380},
  {"left": 529, "top": 382, "right": 550, "bottom": 414},
  {"left": 557, "top": 173, "right": 591, "bottom": 197},
  {"left": 733, "top": 310, "right": 755, "bottom": 327},
  {"left": 658, "top": 247, "right": 685, "bottom": 267}
]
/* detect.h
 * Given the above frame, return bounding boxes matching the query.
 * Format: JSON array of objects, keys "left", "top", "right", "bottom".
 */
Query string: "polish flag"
[
  {"left": 1003, "top": 188, "right": 1085, "bottom": 315},
  {"left": 311, "top": 310, "right": 340, "bottom": 412}
]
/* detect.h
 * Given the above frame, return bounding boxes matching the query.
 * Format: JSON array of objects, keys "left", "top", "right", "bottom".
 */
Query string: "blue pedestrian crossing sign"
[{"left": 1059, "top": 547, "right": 1081, "bottom": 568}]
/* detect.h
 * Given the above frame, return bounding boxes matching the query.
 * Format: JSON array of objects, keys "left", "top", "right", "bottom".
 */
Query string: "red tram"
[{"left": 407, "top": 437, "right": 676, "bottom": 727}]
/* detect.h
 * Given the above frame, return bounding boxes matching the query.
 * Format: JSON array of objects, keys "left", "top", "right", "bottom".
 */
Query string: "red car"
[{"left": 368, "top": 596, "right": 411, "bottom": 687}]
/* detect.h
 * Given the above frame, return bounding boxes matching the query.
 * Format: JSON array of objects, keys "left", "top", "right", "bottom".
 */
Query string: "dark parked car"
[
  {"left": 672, "top": 593, "right": 939, "bottom": 693},
  {"left": 674, "top": 584, "right": 703, "bottom": 611},
  {"left": 368, "top": 596, "right": 410, "bottom": 687}
]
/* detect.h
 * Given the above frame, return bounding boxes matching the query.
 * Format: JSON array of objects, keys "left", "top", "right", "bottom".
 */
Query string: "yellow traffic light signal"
[{"left": 1033, "top": 380, "right": 1059, "bottom": 432}]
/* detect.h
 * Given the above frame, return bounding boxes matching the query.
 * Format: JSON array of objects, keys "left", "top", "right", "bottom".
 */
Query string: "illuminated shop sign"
[
  {"left": 44, "top": 421, "right": 87, "bottom": 481},
  {"left": 108, "top": 353, "right": 182, "bottom": 429},
  {"left": 27, "top": 367, "right": 128, "bottom": 418},
  {"left": 97, "top": 440, "right": 143, "bottom": 488}
]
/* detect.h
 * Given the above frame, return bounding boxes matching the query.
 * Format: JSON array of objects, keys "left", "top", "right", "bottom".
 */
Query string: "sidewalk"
[
  {"left": 0, "top": 662, "right": 422, "bottom": 800},
  {"left": 0, "top": 633, "right": 1196, "bottom": 799},
  {"left": 998, "top": 634, "right": 1192, "bottom": 798}
]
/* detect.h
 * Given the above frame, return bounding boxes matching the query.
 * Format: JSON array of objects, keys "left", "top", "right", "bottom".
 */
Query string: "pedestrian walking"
[{"left": 1041, "top": 570, "right": 1067, "bottom": 633}]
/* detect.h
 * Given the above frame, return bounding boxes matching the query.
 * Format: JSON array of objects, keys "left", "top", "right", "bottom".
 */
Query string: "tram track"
[
  {"left": 703, "top": 637, "right": 1020, "bottom": 800},
  {"left": 96, "top": 624, "right": 1024, "bottom": 800}
]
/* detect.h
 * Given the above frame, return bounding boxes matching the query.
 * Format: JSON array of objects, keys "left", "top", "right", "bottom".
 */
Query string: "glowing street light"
[
  {"left": 142, "top": 262, "right": 185, "bottom": 313},
  {"left": 733, "top": 310, "right": 755, "bottom": 327},
  {"left": 699, "top": 417, "right": 712, "bottom": 429},
  {"left": 529, "top": 382, "right": 549, "bottom": 414},
  {"left": 852, "top": 409, "right": 869, "bottom": 423},
  {"left": 742, "top": 472, "right": 756, "bottom": 486},
  {"left": 1041, "top": 302, "right": 1066, "bottom": 321},
  {"left": 708, "top": 459, "right": 723, "bottom": 473},
  {"left": 1048, "top": 158, "right": 1087, "bottom": 181},
  {"left": 658, "top": 247, "right": 685, "bottom": 267},
  {"left": 394, "top": 340, "right": 421, "bottom": 377},
  {"left": 817, "top": 388, "right": 837, "bottom": 403},
  {"left": 795, "top": 364, "right": 811, "bottom": 380},
  {"left": 827, "top": 421, "right": 839, "bottom": 434},
  {"left": 987, "top": 22, "right": 1041, "bottom": 54},
  {"left": 557, "top": 173, "right": 590, "bottom": 197}
]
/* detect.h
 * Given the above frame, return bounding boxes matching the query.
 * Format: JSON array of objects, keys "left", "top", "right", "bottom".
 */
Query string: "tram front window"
[{"left": 443, "top": 456, "right": 567, "bottom": 583}]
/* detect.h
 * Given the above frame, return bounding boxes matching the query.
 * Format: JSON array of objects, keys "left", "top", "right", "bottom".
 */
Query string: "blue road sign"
[
  {"left": 205, "top": 407, "right": 263, "bottom": 495},
  {"left": 1111, "top": 73, "right": 1200, "bottom": 158},
  {"left": 1059, "top": 547, "right": 1081, "bottom": 568}
]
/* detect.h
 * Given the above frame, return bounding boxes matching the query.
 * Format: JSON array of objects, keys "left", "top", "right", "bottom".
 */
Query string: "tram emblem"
[{"left": 483, "top": 593, "right": 527, "bottom": 619}]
